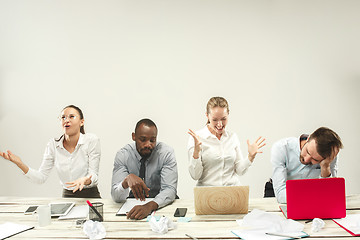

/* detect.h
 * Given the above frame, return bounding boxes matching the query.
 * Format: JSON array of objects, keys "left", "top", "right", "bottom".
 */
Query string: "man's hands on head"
[
  {"left": 320, "top": 147, "right": 340, "bottom": 177},
  {"left": 126, "top": 201, "right": 158, "bottom": 220},
  {"left": 122, "top": 174, "right": 150, "bottom": 201}
]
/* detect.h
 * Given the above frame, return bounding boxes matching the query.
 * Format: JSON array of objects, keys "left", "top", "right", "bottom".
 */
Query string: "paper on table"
[
  {"left": 116, "top": 198, "right": 154, "bottom": 216},
  {"left": 232, "top": 229, "right": 308, "bottom": 240},
  {"left": 231, "top": 209, "right": 308, "bottom": 240},
  {"left": 333, "top": 214, "right": 360, "bottom": 236},
  {"left": 58, "top": 205, "right": 89, "bottom": 220},
  {"left": 0, "top": 222, "right": 34, "bottom": 240}
]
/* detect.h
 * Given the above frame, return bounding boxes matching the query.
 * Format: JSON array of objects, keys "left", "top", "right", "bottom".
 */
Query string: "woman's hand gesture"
[
  {"left": 0, "top": 150, "right": 29, "bottom": 173},
  {"left": 188, "top": 129, "right": 202, "bottom": 159},
  {"left": 0, "top": 150, "right": 22, "bottom": 165},
  {"left": 247, "top": 136, "right": 266, "bottom": 162},
  {"left": 66, "top": 175, "right": 92, "bottom": 193}
]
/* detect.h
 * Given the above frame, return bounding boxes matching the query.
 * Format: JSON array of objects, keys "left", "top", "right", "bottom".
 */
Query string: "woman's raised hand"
[
  {"left": 188, "top": 129, "right": 202, "bottom": 159},
  {"left": 247, "top": 136, "right": 266, "bottom": 162},
  {"left": 0, "top": 150, "right": 29, "bottom": 173},
  {"left": 0, "top": 150, "right": 23, "bottom": 165}
]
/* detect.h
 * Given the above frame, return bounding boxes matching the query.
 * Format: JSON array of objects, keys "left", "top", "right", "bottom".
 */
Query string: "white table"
[{"left": 1, "top": 195, "right": 359, "bottom": 239}]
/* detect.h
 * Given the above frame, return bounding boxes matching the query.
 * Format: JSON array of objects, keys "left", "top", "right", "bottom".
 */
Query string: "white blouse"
[
  {"left": 187, "top": 126, "right": 251, "bottom": 186},
  {"left": 25, "top": 133, "right": 101, "bottom": 190}
]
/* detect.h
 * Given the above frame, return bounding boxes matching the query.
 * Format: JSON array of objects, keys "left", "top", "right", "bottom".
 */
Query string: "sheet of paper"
[
  {"left": 232, "top": 230, "right": 309, "bottom": 240},
  {"left": 116, "top": 198, "right": 154, "bottom": 215},
  {"left": 333, "top": 214, "right": 360, "bottom": 235},
  {"left": 0, "top": 222, "right": 34, "bottom": 240},
  {"left": 58, "top": 205, "right": 89, "bottom": 220}
]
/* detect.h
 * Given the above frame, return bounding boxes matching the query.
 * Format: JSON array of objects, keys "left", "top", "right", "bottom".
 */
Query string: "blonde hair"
[{"left": 206, "top": 97, "right": 229, "bottom": 124}]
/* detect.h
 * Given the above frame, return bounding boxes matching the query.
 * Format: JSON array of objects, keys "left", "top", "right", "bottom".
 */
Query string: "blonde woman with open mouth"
[{"left": 188, "top": 97, "right": 265, "bottom": 187}]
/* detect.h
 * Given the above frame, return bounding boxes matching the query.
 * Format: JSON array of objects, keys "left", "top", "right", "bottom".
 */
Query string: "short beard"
[{"left": 139, "top": 149, "right": 152, "bottom": 158}]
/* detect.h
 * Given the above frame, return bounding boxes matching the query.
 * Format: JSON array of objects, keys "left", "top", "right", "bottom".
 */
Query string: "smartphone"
[
  {"left": 174, "top": 208, "right": 187, "bottom": 217},
  {"left": 24, "top": 206, "right": 38, "bottom": 215}
]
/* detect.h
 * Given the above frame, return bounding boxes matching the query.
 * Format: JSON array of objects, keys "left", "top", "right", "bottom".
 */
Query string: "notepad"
[
  {"left": 116, "top": 198, "right": 154, "bottom": 216},
  {"left": 0, "top": 222, "right": 34, "bottom": 240}
]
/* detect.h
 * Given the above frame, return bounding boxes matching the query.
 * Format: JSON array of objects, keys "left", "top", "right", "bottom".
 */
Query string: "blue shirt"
[
  {"left": 111, "top": 142, "right": 178, "bottom": 208},
  {"left": 271, "top": 136, "right": 338, "bottom": 204}
]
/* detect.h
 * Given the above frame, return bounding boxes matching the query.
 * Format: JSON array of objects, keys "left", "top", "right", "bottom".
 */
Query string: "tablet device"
[{"left": 49, "top": 202, "right": 75, "bottom": 217}]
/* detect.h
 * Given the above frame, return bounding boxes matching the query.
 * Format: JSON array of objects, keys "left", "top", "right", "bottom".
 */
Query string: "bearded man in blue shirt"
[{"left": 271, "top": 127, "right": 343, "bottom": 204}]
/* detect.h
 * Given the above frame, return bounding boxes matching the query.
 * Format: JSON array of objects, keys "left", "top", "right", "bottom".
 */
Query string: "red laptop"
[{"left": 280, "top": 178, "right": 346, "bottom": 220}]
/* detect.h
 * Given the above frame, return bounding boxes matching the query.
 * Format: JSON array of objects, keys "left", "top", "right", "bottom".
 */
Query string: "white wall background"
[{"left": 0, "top": 0, "right": 359, "bottom": 199}]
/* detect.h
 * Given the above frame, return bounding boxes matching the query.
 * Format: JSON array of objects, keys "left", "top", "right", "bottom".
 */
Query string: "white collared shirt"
[
  {"left": 25, "top": 133, "right": 101, "bottom": 190},
  {"left": 187, "top": 126, "right": 251, "bottom": 186}
]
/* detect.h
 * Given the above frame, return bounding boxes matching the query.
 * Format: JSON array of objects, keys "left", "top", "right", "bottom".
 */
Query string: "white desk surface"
[{"left": 1, "top": 195, "right": 360, "bottom": 239}]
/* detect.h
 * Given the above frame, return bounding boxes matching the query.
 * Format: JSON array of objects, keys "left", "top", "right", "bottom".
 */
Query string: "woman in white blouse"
[
  {"left": 0, "top": 105, "right": 101, "bottom": 198},
  {"left": 188, "top": 97, "right": 265, "bottom": 186}
]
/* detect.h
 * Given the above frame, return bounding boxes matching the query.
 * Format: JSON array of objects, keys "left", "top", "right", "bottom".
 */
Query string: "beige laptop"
[{"left": 194, "top": 186, "right": 249, "bottom": 215}]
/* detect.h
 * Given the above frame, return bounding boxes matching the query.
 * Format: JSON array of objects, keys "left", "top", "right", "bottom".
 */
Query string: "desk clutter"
[
  {"left": 232, "top": 209, "right": 309, "bottom": 239},
  {"left": 1, "top": 196, "right": 360, "bottom": 239}
]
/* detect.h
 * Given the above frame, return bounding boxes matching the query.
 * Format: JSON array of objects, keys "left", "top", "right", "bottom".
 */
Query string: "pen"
[
  {"left": 86, "top": 200, "right": 103, "bottom": 222},
  {"left": 265, "top": 232, "right": 302, "bottom": 239},
  {"left": 185, "top": 233, "right": 198, "bottom": 240}
]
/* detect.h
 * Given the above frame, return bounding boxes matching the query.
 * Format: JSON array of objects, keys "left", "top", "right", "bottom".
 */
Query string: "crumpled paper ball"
[
  {"left": 149, "top": 215, "right": 176, "bottom": 234},
  {"left": 311, "top": 218, "right": 325, "bottom": 232},
  {"left": 83, "top": 220, "right": 106, "bottom": 240}
]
